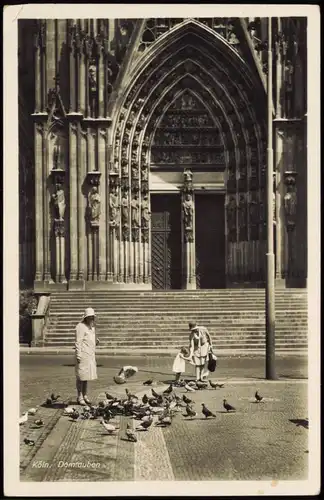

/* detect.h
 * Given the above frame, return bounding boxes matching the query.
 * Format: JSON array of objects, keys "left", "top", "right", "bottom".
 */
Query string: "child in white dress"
[{"left": 172, "top": 346, "right": 190, "bottom": 385}]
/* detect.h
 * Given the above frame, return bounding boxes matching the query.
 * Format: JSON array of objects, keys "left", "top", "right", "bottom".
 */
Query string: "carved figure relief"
[
  {"left": 88, "top": 186, "right": 101, "bottom": 227},
  {"left": 131, "top": 195, "right": 140, "bottom": 228},
  {"left": 141, "top": 194, "right": 151, "bottom": 229},
  {"left": 88, "top": 61, "right": 97, "bottom": 116},
  {"left": 109, "top": 190, "right": 120, "bottom": 228},
  {"left": 121, "top": 192, "right": 129, "bottom": 227},
  {"left": 52, "top": 183, "right": 66, "bottom": 220},
  {"left": 182, "top": 193, "right": 194, "bottom": 231}
]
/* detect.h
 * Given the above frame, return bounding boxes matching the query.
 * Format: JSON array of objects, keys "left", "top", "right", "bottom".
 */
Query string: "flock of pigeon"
[{"left": 20, "top": 366, "right": 265, "bottom": 447}]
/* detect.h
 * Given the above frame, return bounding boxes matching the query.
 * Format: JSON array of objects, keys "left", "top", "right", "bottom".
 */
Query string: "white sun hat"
[{"left": 82, "top": 307, "right": 96, "bottom": 320}]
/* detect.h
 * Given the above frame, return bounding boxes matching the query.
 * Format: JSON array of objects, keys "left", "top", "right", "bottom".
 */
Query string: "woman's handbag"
[{"left": 207, "top": 349, "right": 217, "bottom": 372}]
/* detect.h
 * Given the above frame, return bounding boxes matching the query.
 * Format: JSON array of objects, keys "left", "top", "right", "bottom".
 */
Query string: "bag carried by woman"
[{"left": 207, "top": 349, "right": 217, "bottom": 373}]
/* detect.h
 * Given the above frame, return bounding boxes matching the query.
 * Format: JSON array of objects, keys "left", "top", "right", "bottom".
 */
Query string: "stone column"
[
  {"left": 98, "top": 129, "right": 107, "bottom": 281},
  {"left": 68, "top": 119, "right": 82, "bottom": 288},
  {"left": 274, "top": 123, "right": 285, "bottom": 285},
  {"left": 34, "top": 122, "right": 45, "bottom": 286},
  {"left": 181, "top": 169, "right": 196, "bottom": 290}
]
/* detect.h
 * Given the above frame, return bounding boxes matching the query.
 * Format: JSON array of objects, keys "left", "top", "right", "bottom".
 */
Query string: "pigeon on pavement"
[
  {"left": 63, "top": 407, "right": 76, "bottom": 415},
  {"left": 163, "top": 384, "right": 173, "bottom": 395},
  {"left": 105, "top": 392, "right": 115, "bottom": 400},
  {"left": 196, "top": 380, "right": 208, "bottom": 390},
  {"left": 28, "top": 407, "right": 38, "bottom": 415},
  {"left": 71, "top": 411, "right": 80, "bottom": 421},
  {"left": 136, "top": 418, "right": 153, "bottom": 431},
  {"left": 101, "top": 420, "right": 119, "bottom": 434},
  {"left": 201, "top": 403, "right": 216, "bottom": 418},
  {"left": 24, "top": 438, "right": 35, "bottom": 446},
  {"left": 19, "top": 412, "right": 29, "bottom": 425},
  {"left": 142, "top": 394, "right": 149, "bottom": 404},
  {"left": 184, "top": 384, "right": 196, "bottom": 392},
  {"left": 143, "top": 379, "right": 153, "bottom": 386},
  {"left": 209, "top": 380, "right": 225, "bottom": 389},
  {"left": 126, "top": 423, "right": 137, "bottom": 442},
  {"left": 34, "top": 419, "right": 44, "bottom": 427},
  {"left": 183, "top": 394, "right": 193, "bottom": 405},
  {"left": 223, "top": 399, "right": 236, "bottom": 412},
  {"left": 50, "top": 393, "right": 61, "bottom": 401},
  {"left": 184, "top": 405, "right": 197, "bottom": 418},
  {"left": 255, "top": 391, "right": 263, "bottom": 403},
  {"left": 151, "top": 388, "right": 160, "bottom": 398}
]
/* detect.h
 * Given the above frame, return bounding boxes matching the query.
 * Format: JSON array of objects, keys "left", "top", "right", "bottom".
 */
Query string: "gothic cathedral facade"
[{"left": 18, "top": 18, "right": 307, "bottom": 291}]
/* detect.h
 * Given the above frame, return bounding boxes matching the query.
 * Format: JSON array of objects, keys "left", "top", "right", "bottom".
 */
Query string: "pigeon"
[
  {"left": 223, "top": 399, "right": 236, "bottom": 412},
  {"left": 201, "top": 403, "right": 216, "bottom": 418},
  {"left": 28, "top": 407, "right": 38, "bottom": 415},
  {"left": 125, "top": 388, "right": 137, "bottom": 400},
  {"left": 184, "top": 405, "right": 197, "bottom": 418},
  {"left": 24, "top": 438, "right": 35, "bottom": 446},
  {"left": 34, "top": 419, "right": 44, "bottom": 427},
  {"left": 196, "top": 380, "right": 208, "bottom": 390},
  {"left": 71, "top": 411, "right": 80, "bottom": 420},
  {"left": 136, "top": 418, "right": 153, "bottom": 431},
  {"left": 151, "top": 388, "right": 160, "bottom": 398},
  {"left": 63, "top": 407, "right": 76, "bottom": 415},
  {"left": 45, "top": 398, "right": 53, "bottom": 405},
  {"left": 105, "top": 392, "right": 115, "bottom": 400},
  {"left": 209, "top": 380, "right": 224, "bottom": 389},
  {"left": 182, "top": 394, "right": 193, "bottom": 405},
  {"left": 19, "top": 412, "right": 29, "bottom": 425},
  {"left": 50, "top": 393, "right": 61, "bottom": 401},
  {"left": 163, "top": 384, "right": 173, "bottom": 395},
  {"left": 143, "top": 378, "right": 153, "bottom": 386},
  {"left": 142, "top": 394, "right": 149, "bottom": 404},
  {"left": 101, "top": 420, "right": 118, "bottom": 434},
  {"left": 113, "top": 375, "right": 126, "bottom": 385},
  {"left": 117, "top": 366, "right": 138, "bottom": 381},
  {"left": 126, "top": 423, "right": 137, "bottom": 442},
  {"left": 159, "top": 415, "right": 172, "bottom": 426},
  {"left": 255, "top": 391, "right": 263, "bottom": 403},
  {"left": 184, "top": 384, "right": 196, "bottom": 392}
]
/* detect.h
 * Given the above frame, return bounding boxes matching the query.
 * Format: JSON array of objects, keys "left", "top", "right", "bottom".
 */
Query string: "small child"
[{"left": 172, "top": 346, "right": 190, "bottom": 385}]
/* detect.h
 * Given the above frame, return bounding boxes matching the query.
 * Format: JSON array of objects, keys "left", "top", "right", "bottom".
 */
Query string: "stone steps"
[{"left": 44, "top": 289, "right": 308, "bottom": 351}]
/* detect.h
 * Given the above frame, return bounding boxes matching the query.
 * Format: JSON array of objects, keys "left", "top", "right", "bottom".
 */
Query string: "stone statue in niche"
[
  {"left": 109, "top": 189, "right": 120, "bottom": 228},
  {"left": 182, "top": 193, "right": 194, "bottom": 230},
  {"left": 141, "top": 194, "right": 151, "bottom": 229},
  {"left": 121, "top": 192, "right": 129, "bottom": 226},
  {"left": 131, "top": 194, "right": 140, "bottom": 228},
  {"left": 88, "top": 186, "right": 101, "bottom": 226},
  {"left": 121, "top": 162, "right": 128, "bottom": 177},
  {"left": 52, "top": 183, "right": 66, "bottom": 221},
  {"left": 88, "top": 61, "right": 97, "bottom": 116}
]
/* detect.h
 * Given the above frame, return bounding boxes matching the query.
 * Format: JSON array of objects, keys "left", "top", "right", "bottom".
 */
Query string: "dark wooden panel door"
[
  {"left": 195, "top": 194, "right": 225, "bottom": 289},
  {"left": 151, "top": 195, "right": 182, "bottom": 290}
]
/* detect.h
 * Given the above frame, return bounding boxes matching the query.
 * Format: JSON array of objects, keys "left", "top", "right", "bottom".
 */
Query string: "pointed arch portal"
[{"left": 110, "top": 20, "right": 268, "bottom": 288}]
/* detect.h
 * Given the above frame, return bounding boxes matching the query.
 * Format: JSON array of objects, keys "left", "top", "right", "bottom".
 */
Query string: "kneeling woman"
[{"left": 75, "top": 307, "right": 100, "bottom": 406}]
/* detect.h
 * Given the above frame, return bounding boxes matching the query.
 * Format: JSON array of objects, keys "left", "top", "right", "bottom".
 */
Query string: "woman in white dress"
[{"left": 75, "top": 307, "right": 100, "bottom": 406}]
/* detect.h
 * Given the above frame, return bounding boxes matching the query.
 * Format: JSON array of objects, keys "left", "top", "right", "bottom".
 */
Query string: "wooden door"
[
  {"left": 151, "top": 195, "right": 182, "bottom": 290},
  {"left": 195, "top": 194, "right": 225, "bottom": 288}
]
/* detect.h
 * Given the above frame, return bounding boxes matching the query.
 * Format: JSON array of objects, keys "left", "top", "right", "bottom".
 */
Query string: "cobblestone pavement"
[{"left": 20, "top": 354, "right": 308, "bottom": 482}]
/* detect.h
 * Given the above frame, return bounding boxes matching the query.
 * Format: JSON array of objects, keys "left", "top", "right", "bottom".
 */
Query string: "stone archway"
[{"left": 109, "top": 20, "right": 267, "bottom": 287}]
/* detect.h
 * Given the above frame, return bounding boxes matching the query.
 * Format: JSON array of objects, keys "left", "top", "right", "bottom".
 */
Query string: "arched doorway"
[{"left": 110, "top": 20, "right": 267, "bottom": 288}]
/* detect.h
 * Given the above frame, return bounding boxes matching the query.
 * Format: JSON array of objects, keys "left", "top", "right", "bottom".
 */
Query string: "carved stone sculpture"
[
  {"left": 88, "top": 186, "right": 101, "bottom": 227},
  {"left": 109, "top": 190, "right": 120, "bottom": 228},
  {"left": 182, "top": 193, "right": 194, "bottom": 231},
  {"left": 141, "top": 194, "right": 151, "bottom": 229},
  {"left": 131, "top": 195, "right": 140, "bottom": 227},
  {"left": 121, "top": 192, "right": 129, "bottom": 226},
  {"left": 52, "top": 183, "right": 66, "bottom": 221},
  {"left": 88, "top": 62, "right": 97, "bottom": 116}
]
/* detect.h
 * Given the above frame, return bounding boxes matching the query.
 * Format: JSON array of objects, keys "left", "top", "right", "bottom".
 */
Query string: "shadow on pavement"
[
  {"left": 289, "top": 418, "right": 309, "bottom": 429},
  {"left": 40, "top": 402, "right": 67, "bottom": 409}
]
